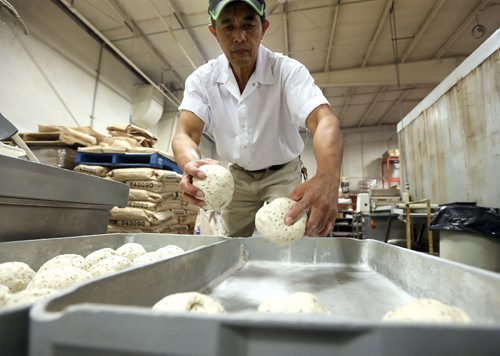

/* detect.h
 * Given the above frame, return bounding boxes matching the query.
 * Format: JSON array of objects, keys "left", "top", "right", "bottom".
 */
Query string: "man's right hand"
[{"left": 179, "top": 158, "right": 220, "bottom": 208}]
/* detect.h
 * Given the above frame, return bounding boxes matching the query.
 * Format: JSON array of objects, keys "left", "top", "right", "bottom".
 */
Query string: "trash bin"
[{"left": 429, "top": 204, "right": 500, "bottom": 272}]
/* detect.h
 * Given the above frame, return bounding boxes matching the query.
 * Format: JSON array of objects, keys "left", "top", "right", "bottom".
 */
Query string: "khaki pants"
[{"left": 222, "top": 157, "right": 302, "bottom": 237}]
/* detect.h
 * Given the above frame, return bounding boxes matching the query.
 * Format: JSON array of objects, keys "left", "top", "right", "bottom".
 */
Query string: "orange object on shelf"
[{"left": 382, "top": 155, "right": 400, "bottom": 189}]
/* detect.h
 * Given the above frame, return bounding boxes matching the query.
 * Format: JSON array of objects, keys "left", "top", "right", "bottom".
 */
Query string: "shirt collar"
[{"left": 215, "top": 45, "right": 274, "bottom": 85}]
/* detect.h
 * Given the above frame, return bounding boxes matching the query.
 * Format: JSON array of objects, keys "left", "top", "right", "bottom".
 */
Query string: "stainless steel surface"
[
  {"left": 0, "top": 197, "right": 111, "bottom": 243},
  {"left": 0, "top": 154, "right": 129, "bottom": 206},
  {"left": 29, "top": 238, "right": 500, "bottom": 356},
  {"left": 0, "top": 154, "right": 129, "bottom": 242},
  {"left": 0, "top": 233, "right": 226, "bottom": 356}
]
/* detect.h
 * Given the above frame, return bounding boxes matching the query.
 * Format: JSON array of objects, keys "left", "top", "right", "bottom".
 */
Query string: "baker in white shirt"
[{"left": 172, "top": 0, "right": 343, "bottom": 237}]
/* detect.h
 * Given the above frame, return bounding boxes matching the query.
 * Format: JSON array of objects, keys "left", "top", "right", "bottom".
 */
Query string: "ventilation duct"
[{"left": 132, "top": 85, "right": 164, "bottom": 128}]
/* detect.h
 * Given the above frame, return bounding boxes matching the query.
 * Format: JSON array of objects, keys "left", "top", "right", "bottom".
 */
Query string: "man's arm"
[
  {"left": 172, "top": 110, "right": 219, "bottom": 207},
  {"left": 286, "top": 104, "right": 343, "bottom": 237}
]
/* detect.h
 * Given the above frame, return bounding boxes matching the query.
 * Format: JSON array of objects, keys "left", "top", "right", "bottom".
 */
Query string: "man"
[{"left": 172, "top": 0, "right": 343, "bottom": 237}]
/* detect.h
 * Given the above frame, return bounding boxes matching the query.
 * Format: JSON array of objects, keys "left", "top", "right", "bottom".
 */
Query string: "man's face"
[{"left": 209, "top": 2, "right": 269, "bottom": 70}]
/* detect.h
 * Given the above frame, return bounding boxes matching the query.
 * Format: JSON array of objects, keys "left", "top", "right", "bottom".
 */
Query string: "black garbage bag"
[{"left": 429, "top": 204, "right": 500, "bottom": 236}]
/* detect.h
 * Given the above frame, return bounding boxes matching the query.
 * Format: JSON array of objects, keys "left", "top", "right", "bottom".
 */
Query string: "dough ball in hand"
[
  {"left": 116, "top": 243, "right": 147, "bottom": 261},
  {"left": 258, "top": 292, "right": 330, "bottom": 314},
  {"left": 83, "top": 248, "right": 116, "bottom": 270},
  {"left": 192, "top": 164, "right": 234, "bottom": 210},
  {"left": 0, "top": 284, "right": 9, "bottom": 307},
  {"left": 30, "top": 267, "right": 92, "bottom": 291},
  {"left": 38, "top": 254, "right": 85, "bottom": 272},
  {"left": 382, "top": 298, "right": 471, "bottom": 324},
  {"left": 255, "top": 198, "right": 307, "bottom": 246},
  {"left": 88, "top": 256, "right": 132, "bottom": 277},
  {"left": 0, "top": 262, "right": 36, "bottom": 292},
  {"left": 152, "top": 292, "right": 226, "bottom": 314},
  {"left": 5, "top": 288, "right": 57, "bottom": 308},
  {"left": 156, "top": 245, "right": 184, "bottom": 259}
]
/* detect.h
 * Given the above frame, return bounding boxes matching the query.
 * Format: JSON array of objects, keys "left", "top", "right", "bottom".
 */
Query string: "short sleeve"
[
  {"left": 283, "top": 63, "right": 330, "bottom": 127},
  {"left": 178, "top": 72, "right": 212, "bottom": 134}
]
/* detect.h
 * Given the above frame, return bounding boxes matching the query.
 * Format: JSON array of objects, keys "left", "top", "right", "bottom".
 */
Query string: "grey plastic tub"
[
  {"left": 30, "top": 238, "right": 500, "bottom": 356},
  {"left": 0, "top": 233, "right": 226, "bottom": 356}
]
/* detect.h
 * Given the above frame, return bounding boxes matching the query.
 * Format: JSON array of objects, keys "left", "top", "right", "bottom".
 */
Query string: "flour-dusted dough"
[
  {"left": 83, "top": 248, "right": 116, "bottom": 270},
  {"left": 0, "top": 262, "right": 36, "bottom": 292},
  {"left": 382, "top": 298, "right": 471, "bottom": 324},
  {"left": 0, "top": 284, "right": 9, "bottom": 307},
  {"left": 156, "top": 245, "right": 184, "bottom": 259},
  {"left": 116, "top": 243, "right": 147, "bottom": 261},
  {"left": 255, "top": 198, "right": 307, "bottom": 246},
  {"left": 38, "top": 254, "right": 85, "bottom": 272},
  {"left": 5, "top": 288, "right": 57, "bottom": 308},
  {"left": 88, "top": 256, "right": 132, "bottom": 277},
  {"left": 258, "top": 292, "right": 330, "bottom": 314},
  {"left": 192, "top": 164, "right": 234, "bottom": 210},
  {"left": 152, "top": 292, "right": 226, "bottom": 314},
  {"left": 133, "top": 252, "right": 163, "bottom": 267},
  {"left": 30, "top": 267, "right": 92, "bottom": 291}
]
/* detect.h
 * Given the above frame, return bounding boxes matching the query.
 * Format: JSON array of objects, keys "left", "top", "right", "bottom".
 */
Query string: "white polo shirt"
[{"left": 179, "top": 45, "right": 329, "bottom": 171}]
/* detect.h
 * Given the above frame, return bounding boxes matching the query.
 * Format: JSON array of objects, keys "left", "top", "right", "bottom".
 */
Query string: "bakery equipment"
[
  {"left": 0, "top": 233, "right": 226, "bottom": 356},
  {"left": 30, "top": 237, "right": 500, "bottom": 356}
]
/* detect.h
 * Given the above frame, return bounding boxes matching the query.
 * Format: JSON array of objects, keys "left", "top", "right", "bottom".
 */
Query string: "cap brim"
[{"left": 209, "top": 0, "right": 265, "bottom": 21}]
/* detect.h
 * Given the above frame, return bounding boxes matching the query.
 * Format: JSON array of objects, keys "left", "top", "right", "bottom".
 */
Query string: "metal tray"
[
  {"left": 0, "top": 233, "right": 226, "bottom": 356},
  {"left": 30, "top": 238, "right": 500, "bottom": 356},
  {"left": 0, "top": 155, "right": 129, "bottom": 242}
]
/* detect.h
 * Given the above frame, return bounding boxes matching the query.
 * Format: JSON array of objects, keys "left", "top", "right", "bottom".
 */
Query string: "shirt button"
[{"left": 252, "top": 83, "right": 256, "bottom": 86}]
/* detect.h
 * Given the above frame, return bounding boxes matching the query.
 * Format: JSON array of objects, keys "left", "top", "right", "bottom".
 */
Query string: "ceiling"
[{"left": 57, "top": 0, "right": 500, "bottom": 129}]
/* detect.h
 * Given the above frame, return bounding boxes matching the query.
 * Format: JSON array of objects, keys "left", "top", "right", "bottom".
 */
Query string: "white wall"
[
  {"left": 0, "top": 0, "right": 141, "bottom": 134},
  {"left": 340, "top": 127, "right": 398, "bottom": 191},
  {"left": 197, "top": 126, "right": 398, "bottom": 189}
]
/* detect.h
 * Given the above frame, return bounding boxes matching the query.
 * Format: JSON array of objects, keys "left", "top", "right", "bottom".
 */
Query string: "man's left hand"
[{"left": 285, "top": 173, "right": 339, "bottom": 237}]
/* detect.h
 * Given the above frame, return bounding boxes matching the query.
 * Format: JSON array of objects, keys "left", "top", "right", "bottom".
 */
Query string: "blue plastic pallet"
[{"left": 75, "top": 152, "right": 182, "bottom": 174}]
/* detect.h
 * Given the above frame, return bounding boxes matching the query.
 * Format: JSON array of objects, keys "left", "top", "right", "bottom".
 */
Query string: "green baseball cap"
[{"left": 208, "top": 0, "right": 266, "bottom": 22}]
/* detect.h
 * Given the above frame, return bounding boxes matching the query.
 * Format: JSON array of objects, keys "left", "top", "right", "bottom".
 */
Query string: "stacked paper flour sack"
[{"left": 105, "top": 168, "right": 199, "bottom": 234}]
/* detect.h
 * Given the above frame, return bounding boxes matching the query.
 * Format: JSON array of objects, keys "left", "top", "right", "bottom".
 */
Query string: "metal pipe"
[{"left": 57, "top": 0, "right": 181, "bottom": 108}]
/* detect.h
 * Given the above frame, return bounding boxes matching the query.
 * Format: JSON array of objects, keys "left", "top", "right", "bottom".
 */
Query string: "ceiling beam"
[
  {"left": 376, "top": 89, "right": 411, "bottom": 125},
  {"left": 149, "top": 0, "right": 198, "bottom": 70},
  {"left": 401, "top": 0, "right": 446, "bottom": 63},
  {"left": 361, "top": 0, "right": 447, "bottom": 125},
  {"left": 104, "top": 0, "right": 184, "bottom": 87},
  {"left": 313, "top": 57, "right": 464, "bottom": 87},
  {"left": 323, "top": 1, "right": 341, "bottom": 72},
  {"left": 357, "top": 88, "right": 385, "bottom": 127},
  {"left": 163, "top": 0, "right": 208, "bottom": 63},
  {"left": 341, "top": 0, "right": 392, "bottom": 121},
  {"left": 434, "top": 0, "right": 491, "bottom": 59},
  {"left": 57, "top": 0, "right": 181, "bottom": 107}
]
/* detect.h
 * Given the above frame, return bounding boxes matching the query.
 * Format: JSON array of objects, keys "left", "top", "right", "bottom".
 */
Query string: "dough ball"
[
  {"left": 133, "top": 252, "right": 162, "bottom": 267},
  {"left": 255, "top": 198, "right": 307, "bottom": 246},
  {"left": 156, "top": 245, "right": 184, "bottom": 259},
  {"left": 5, "top": 288, "right": 57, "bottom": 308},
  {"left": 382, "top": 298, "right": 471, "bottom": 324},
  {"left": 38, "top": 254, "right": 85, "bottom": 272},
  {"left": 192, "top": 164, "right": 234, "bottom": 210},
  {"left": 30, "top": 267, "right": 92, "bottom": 291},
  {"left": 258, "top": 292, "right": 330, "bottom": 314},
  {"left": 83, "top": 248, "right": 116, "bottom": 270},
  {"left": 116, "top": 243, "right": 147, "bottom": 261},
  {"left": 0, "top": 262, "right": 36, "bottom": 292},
  {"left": 88, "top": 256, "right": 132, "bottom": 277},
  {"left": 152, "top": 292, "right": 226, "bottom": 314},
  {"left": 0, "top": 284, "right": 9, "bottom": 307}
]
